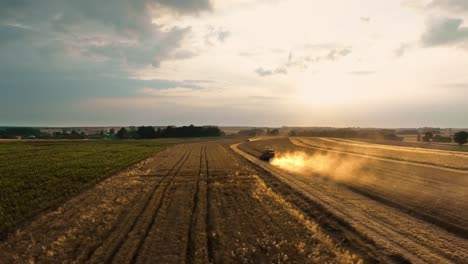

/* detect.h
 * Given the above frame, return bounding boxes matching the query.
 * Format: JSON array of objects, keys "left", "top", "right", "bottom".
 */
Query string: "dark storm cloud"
[
  {"left": 0, "top": 0, "right": 212, "bottom": 65},
  {"left": 0, "top": 0, "right": 213, "bottom": 124},
  {"left": 421, "top": 18, "right": 468, "bottom": 47}
]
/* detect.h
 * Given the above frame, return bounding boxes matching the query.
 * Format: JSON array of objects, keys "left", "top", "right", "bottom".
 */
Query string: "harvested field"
[
  {"left": 294, "top": 137, "right": 468, "bottom": 170},
  {"left": 237, "top": 137, "right": 468, "bottom": 263},
  {"left": 0, "top": 141, "right": 362, "bottom": 263}
]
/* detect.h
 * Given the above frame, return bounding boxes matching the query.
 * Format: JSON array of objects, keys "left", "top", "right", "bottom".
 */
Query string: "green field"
[{"left": 0, "top": 139, "right": 195, "bottom": 236}]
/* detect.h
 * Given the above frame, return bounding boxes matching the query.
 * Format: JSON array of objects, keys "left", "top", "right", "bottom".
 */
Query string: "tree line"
[
  {"left": 116, "top": 125, "right": 223, "bottom": 139},
  {"left": 237, "top": 128, "right": 279, "bottom": 137},
  {"left": 0, "top": 125, "right": 223, "bottom": 139},
  {"left": 289, "top": 128, "right": 402, "bottom": 141}
]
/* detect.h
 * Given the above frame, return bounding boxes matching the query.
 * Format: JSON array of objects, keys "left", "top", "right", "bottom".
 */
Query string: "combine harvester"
[{"left": 260, "top": 146, "right": 275, "bottom": 161}]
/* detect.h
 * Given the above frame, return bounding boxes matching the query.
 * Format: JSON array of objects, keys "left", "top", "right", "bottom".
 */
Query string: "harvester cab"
[{"left": 260, "top": 146, "right": 275, "bottom": 161}]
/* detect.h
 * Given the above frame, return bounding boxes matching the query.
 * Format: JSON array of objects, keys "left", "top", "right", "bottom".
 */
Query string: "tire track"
[
  {"left": 86, "top": 147, "right": 192, "bottom": 263},
  {"left": 130, "top": 147, "right": 193, "bottom": 263},
  {"left": 185, "top": 145, "right": 206, "bottom": 264},
  {"left": 204, "top": 145, "right": 215, "bottom": 264}
]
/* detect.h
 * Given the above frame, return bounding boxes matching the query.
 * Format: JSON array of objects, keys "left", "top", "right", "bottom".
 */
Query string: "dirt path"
[
  {"left": 0, "top": 141, "right": 359, "bottom": 264},
  {"left": 232, "top": 143, "right": 468, "bottom": 264}
]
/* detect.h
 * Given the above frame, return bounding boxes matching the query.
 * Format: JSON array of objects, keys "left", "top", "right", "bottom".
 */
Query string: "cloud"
[
  {"left": 421, "top": 17, "right": 468, "bottom": 47},
  {"left": 138, "top": 86, "right": 209, "bottom": 98},
  {"left": 205, "top": 26, "right": 231, "bottom": 45},
  {"left": 0, "top": 24, "right": 33, "bottom": 45},
  {"left": 0, "top": 0, "right": 212, "bottom": 69},
  {"left": 252, "top": 46, "right": 352, "bottom": 77},
  {"left": 254, "top": 67, "right": 287, "bottom": 77},
  {"left": 156, "top": 0, "right": 212, "bottom": 13},
  {"left": 325, "top": 48, "right": 352, "bottom": 61},
  {"left": 80, "top": 26, "right": 194, "bottom": 67},
  {"left": 183, "top": 79, "right": 216, "bottom": 84},
  {"left": 360, "top": 17, "right": 371, "bottom": 23},
  {"left": 428, "top": 0, "right": 468, "bottom": 13},
  {"left": 394, "top": 43, "right": 412, "bottom": 57}
]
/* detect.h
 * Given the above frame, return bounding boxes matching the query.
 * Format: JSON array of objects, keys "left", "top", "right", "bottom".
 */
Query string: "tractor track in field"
[
  {"left": 130, "top": 148, "right": 193, "bottom": 264},
  {"left": 204, "top": 146, "right": 215, "bottom": 264},
  {"left": 184, "top": 146, "right": 210, "bottom": 264},
  {"left": 232, "top": 142, "right": 468, "bottom": 264},
  {"left": 184, "top": 146, "right": 204, "bottom": 264},
  {"left": 86, "top": 147, "right": 193, "bottom": 263}
]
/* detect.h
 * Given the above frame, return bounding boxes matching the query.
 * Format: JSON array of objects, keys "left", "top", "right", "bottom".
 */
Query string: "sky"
[{"left": 1, "top": 0, "right": 467, "bottom": 128}]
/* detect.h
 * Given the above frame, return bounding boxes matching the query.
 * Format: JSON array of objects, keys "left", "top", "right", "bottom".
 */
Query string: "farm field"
[
  {"left": 0, "top": 141, "right": 363, "bottom": 263},
  {"left": 294, "top": 137, "right": 468, "bottom": 170},
  {"left": 237, "top": 138, "right": 468, "bottom": 263},
  {"left": 1, "top": 138, "right": 467, "bottom": 263},
  {"left": 0, "top": 139, "right": 206, "bottom": 236},
  {"left": 336, "top": 135, "right": 468, "bottom": 152}
]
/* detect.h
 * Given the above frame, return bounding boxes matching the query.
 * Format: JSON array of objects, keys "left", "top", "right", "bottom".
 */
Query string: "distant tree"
[
  {"left": 288, "top": 130, "right": 297, "bottom": 137},
  {"left": 116, "top": 127, "right": 129, "bottom": 139},
  {"left": 268, "top": 128, "right": 280, "bottom": 136},
  {"left": 453, "top": 131, "right": 468, "bottom": 146},
  {"left": 433, "top": 134, "right": 451, "bottom": 143},
  {"left": 383, "top": 133, "right": 402, "bottom": 141},
  {"left": 109, "top": 128, "right": 115, "bottom": 137},
  {"left": 156, "top": 127, "right": 162, "bottom": 137},
  {"left": 417, "top": 133, "right": 421, "bottom": 142},
  {"left": 137, "top": 126, "right": 157, "bottom": 139},
  {"left": 238, "top": 128, "right": 265, "bottom": 137},
  {"left": 3, "top": 127, "right": 41, "bottom": 138},
  {"left": 70, "top": 130, "right": 80, "bottom": 139},
  {"left": 80, "top": 131, "right": 87, "bottom": 139},
  {"left": 422, "top": 132, "right": 433, "bottom": 142}
]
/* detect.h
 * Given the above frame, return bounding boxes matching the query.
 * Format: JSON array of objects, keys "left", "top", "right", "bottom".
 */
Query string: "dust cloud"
[{"left": 270, "top": 151, "right": 373, "bottom": 183}]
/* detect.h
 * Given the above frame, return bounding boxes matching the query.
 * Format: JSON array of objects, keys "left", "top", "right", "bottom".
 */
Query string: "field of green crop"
[{"left": 0, "top": 139, "right": 194, "bottom": 236}]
